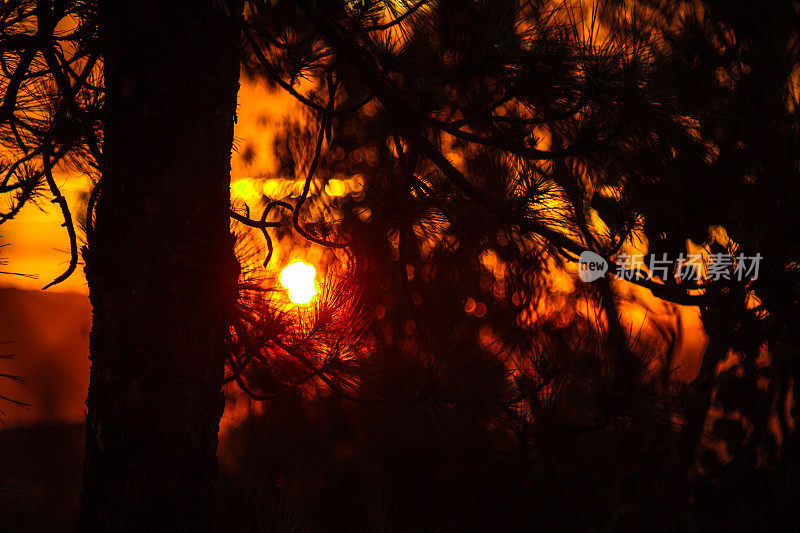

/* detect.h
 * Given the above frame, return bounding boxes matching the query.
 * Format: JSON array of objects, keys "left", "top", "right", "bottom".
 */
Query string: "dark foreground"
[{"left": 2, "top": 404, "right": 800, "bottom": 532}]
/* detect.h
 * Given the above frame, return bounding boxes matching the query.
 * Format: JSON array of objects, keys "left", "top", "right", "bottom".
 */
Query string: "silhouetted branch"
[
  {"left": 447, "top": 93, "right": 589, "bottom": 129},
  {"left": 357, "top": 0, "right": 428, "bottom": 32},
  {"left": 295, "top": 0, "right": 725, "bottom": 306},
  {"left": 0, "top": 0, "right": 101, "bottom": 287},
  {"left": 40, "top": 147, "right": 77, "bottom": 290},
  {"left": 245, "top": 28, "right": 373, "bottom": 116},
  {"left": 290, "top": 74, "right": 349, "bottom": 249},
  {"left": 230, "top": 69, "right": 348, "bottom": 268}
]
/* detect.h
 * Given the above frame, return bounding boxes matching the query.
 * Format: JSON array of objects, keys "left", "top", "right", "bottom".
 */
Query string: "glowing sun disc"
[{"left": 280, "top": 261, "right": 318, "bottom": 304}]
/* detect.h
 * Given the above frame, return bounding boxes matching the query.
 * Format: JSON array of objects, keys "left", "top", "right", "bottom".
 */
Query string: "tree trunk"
[{"left": 80, "top": 1, "right": 241, "bottom": 529}]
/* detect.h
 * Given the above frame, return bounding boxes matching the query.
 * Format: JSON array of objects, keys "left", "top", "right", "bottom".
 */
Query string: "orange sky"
[
  {"left": 1, "top": 78, "right": 297, "bottom": 294},
  {"left": 0, "top": 73, "right": 710, "bottom": 371}
]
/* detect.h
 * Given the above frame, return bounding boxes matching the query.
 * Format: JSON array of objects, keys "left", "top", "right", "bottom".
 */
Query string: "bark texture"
[{"left": 80, "top": 1, "right": 241, "bottom": 529}]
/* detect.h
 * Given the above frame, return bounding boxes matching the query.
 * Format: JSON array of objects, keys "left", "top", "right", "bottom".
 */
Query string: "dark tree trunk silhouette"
[{"left": 80, "top": 1, "right": 241, "bottom": 528}]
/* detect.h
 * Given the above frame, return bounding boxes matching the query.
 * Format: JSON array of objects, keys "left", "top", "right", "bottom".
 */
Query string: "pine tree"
[
  {"left": 2, "top": 0, "right": 243, "bottom": 528},
  {"left": 229, "top": 0, "right": 799, "bottom": 527},
  {"left": 2, "top": 0, "right": 799, "bottom": 528}
]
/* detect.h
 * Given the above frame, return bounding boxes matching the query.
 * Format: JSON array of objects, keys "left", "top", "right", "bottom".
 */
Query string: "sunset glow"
[
  {"left": 280, "top": 261, "right": 318, "bottom": 304},
  {"left": 2, "top": 0, "right": 796, "bottom": 528}
]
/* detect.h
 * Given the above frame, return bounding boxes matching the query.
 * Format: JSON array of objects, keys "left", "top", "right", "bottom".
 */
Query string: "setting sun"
[{"left": 280, "top": 261, "right": 318, "bottom": 304}]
